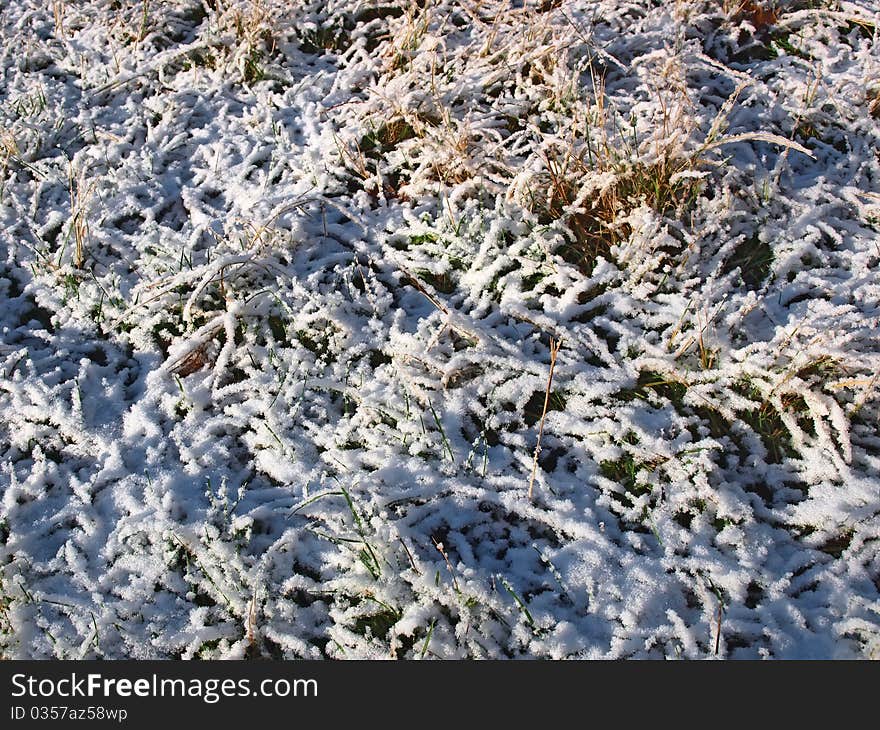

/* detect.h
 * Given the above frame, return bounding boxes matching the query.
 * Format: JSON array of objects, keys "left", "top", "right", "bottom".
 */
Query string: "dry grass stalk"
[
  {"left": 67, "top": 165, "right": 94, "bottom": 270},
  {"left": 53, "top": 1, "right": 65, "bottom": 38},
  {"left": 246, "top": 590, "right": 259, "bottom": 653},
  {"left": 528, "top": 337, "right": 562, "bottom": 501},
  {"left": 433, "top": 538, "right": 460, "bottom": 592}
]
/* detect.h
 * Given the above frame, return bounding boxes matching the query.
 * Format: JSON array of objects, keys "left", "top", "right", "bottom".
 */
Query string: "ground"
[{"left": 1, "top": 0, "right": 879, "bottom": 659}]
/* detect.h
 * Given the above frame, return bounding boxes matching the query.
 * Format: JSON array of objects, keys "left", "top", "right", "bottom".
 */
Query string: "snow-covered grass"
[{"left": 1, "top": 0, "right": 879, "bottom": 659}]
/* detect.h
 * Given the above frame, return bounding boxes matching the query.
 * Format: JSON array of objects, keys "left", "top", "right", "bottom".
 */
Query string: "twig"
[{"left": 528, "top": 338, "right": 562, "bottom": 501}]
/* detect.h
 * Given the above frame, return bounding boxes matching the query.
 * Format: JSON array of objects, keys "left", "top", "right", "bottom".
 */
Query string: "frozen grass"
[{"left": 0, "top": 0, "right": 879, "bottom": 659}]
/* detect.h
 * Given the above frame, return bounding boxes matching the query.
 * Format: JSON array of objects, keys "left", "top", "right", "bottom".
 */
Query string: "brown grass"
[
  {"left": 726, "top": 0, "right": 780, "bottom": 29},
  {"left": 869, "top": 86, "right": 880, "bottom": 119}
]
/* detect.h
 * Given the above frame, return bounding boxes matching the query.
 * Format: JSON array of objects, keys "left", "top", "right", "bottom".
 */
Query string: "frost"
[{"left": 0, "top": 0, "right": 878, "bottom": 660}]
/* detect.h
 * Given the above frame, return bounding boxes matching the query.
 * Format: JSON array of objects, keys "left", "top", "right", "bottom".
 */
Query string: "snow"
[{"left": 0, "top": 0, "right": 879, "bottom": 659}]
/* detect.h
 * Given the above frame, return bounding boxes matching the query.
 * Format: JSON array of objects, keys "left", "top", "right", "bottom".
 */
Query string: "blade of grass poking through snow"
[
  {"left": 340, "top": 485, "right": 382, "bottom": 579},
  {"left": 428, "top": 400, "right": 454, "bottom": 462},
  {"left": 290, "top": 490, "right": 345, "bottom": 515},
  {"left": 529, "top": 338, "right": 562, "bottom": 501},
  {"left": 420, "top": 619, "right": 436, "bottom": 659},
  {"left": 499, "top": 576, "right": 536, "bottom": 631},
  {"left": 89, "top": 611, "right": 100, "bottom": 654},
  {"left": 169, "top": 534, "right": 233, "bottom": 609}
]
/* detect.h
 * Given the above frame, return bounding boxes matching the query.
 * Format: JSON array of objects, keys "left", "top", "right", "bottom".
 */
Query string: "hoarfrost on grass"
[{"left": 0, "top": 0, "right": 879, "bottom": 659}]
